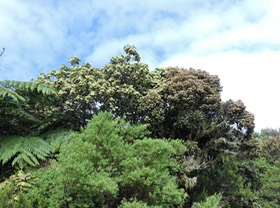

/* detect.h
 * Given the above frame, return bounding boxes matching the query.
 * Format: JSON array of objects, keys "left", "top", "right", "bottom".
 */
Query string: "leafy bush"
[
  {"left": 191, "top": 155, "right": 256, "bottom": 207},
  {"left": 256, "top": 159, "right": 280, "bottom": 208},
  {"left": 0, "top": 171, "right": 33, "bottom": 208},
  {"left": 25, "top": 112, "right": 187, "bottom": 207},
  {"left": 192, "top": 193, "right": 222, "bottom": 208},
  {"left": 119, "top": 198, "right": 162, "bottom": 208}
]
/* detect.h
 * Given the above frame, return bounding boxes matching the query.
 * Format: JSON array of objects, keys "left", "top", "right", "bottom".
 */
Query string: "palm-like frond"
[
  {"left": 0, "top": 86, "right": 25, "bottom": 102},
  {"left": 42, "top": 129, "right": 73, "bottom": 153},
  {"left": 0, "top": 80, "right": 58, "bottom": 135},
  {"left": 0, "top": 136, "right": 53, "bottom": 169},
  {"left": 0, "top": 80, "right": 57, "bottom": 98}
]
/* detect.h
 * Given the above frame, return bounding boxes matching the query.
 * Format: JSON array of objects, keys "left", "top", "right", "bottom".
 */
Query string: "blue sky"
[{"left": 1, "top": 0, "right": 280, "bottom": 131}]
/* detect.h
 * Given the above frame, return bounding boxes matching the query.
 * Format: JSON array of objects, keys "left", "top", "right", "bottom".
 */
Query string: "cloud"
[
  {"left": 0, "top": 0, "right": 96, "bottom": 80},
  {"left": 160, "top": 50, "right": 280, "bottom": 131},
  {"left": 0, "top": 0, "right": 279, "bottom": 130},
  {"left": 85, "top": 0, "right": 279, "bottom": 66}
]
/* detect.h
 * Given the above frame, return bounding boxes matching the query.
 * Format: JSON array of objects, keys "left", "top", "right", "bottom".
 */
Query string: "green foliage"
[
  {"left": 119, "top": 198, "right": 162, "bottom": 208},
  {"left": 192, "top": 193, "right": 222, "bottom": 208},
  {"left": 261, "top": 136, "right": 280, "bottom": 162},
  {"left": 256, "top": 159, "right": 280, "bottom": 208},
  {"left": 0, "top": 80, "right": 57, "bottom": 97},
  {"left": 0, "top": 182, "right": 32, "bottom": 208},
  {"left": 0, "top": 80, "right": 57, "bottom": 135},
  {"left": 101, "top": 45, "right": 155, "bottom": 123},
  {"left": 259, "top": 128, "right": 280, "bottom": 139},
  {"left": 0, "top": 136, "right": 52, "bottom": 169},
  {"left": 1, "top": 45, "right": 267, "bottom": 207},
  {"left": 0, "top": 171, "right": 33, "bottom": 208},
  {"left": 40, "top": 128, "right": 73, "bottom": 154},
  {"left": 142, "top": 67, "right": 222, "bottom": 142},
  {"left": 0, "top": 86, "right": 25, "bottom": 102},
  {"left": 26, "top": 112, "right": 186, "bottom": 207},
  {"left": 37, "top": 58, "right": 105, "bottom": 129},
  {"left": 191, "top": 155, "right": 256, "bottom": 207}
]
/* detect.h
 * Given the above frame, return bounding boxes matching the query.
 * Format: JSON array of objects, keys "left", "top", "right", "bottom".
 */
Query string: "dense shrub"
[
  {"left": 256, "top": 159, "right": 280, "bottom": 208},
  {"left": 25, "top": 112, "right": 186, "bottom": 207},
  {"left": 192, "top": 193, "right": 222, "bottom": 208},
  {"left": 191, "top": 155, "right": 256, "bottom": 207}
]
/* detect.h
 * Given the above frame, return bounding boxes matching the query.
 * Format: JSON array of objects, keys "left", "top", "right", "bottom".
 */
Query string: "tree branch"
[{"left": 0, "top": 48, "right": 5, "bottom": 57}]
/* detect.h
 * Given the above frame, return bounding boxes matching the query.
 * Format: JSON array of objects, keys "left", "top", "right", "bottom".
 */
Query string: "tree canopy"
[{"left": 2, "top": 45, "right": 278, "bottom": 208}]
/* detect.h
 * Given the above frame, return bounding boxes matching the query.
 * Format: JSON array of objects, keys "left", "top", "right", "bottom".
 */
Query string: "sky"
[{"left": 0, "top": 0, "right": 279, "bottom": 131}]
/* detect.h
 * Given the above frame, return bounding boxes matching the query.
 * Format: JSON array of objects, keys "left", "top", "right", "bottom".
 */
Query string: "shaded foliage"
[
  {"left": 0, "top": 81, "right": 57, "bottom": 135},
  {"left": 190, "top": 155, "right": 257, "bottom": 207}
]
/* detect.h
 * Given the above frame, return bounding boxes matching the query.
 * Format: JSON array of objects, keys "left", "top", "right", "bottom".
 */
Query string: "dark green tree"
[
  {"left": 141, "top": 67, "right": 254, "bottom": 145},
  {"left": 0, "top": 81, "right": 57, "bottom": 135},
  {"left": 191, "top": 155, "right": 256, "bottom": 207},
  {"left": 25, "top": 112, "right": 186, "bottom": 207},
  {"left": 141, "top": 67, "right": 222, "bottom": 142},
  {"left": 256, "top": 159, "right": 280, "bottom": 208}
]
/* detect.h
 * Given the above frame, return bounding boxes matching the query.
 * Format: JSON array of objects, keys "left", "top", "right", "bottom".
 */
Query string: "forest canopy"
[{"left": 0, "top": 45, "right": 279, "bottom": 208}]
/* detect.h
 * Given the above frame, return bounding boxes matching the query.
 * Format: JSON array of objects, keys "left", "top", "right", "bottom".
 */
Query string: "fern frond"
[
  {"left": 0, "top": 136, "right": 52, "bottom": 169},
  {"left": 0, "top": 86, "right": 26, "bottom": 102},
  {"left": 37, "top": 83, "right": 57, "bottom": 95},
  {"left": 23, "top": 150, "right": 40, "bottom": 165},
  {"left": 0, "top": 80, "right": 57, "bottom": 97},
  {"left": 1, "top": 106, "right": 40, "bottom": 122},
  {"left": 12, "top": 152, "right": 38, "bottom": 168},
  {"left": 41, "top": 129, "right": 73, "bottom": 152}
]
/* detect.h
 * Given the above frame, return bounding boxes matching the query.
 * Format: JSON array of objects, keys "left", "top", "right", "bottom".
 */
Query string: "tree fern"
[
  {"left": 0, "top": 104, "right": 40, "bottom": 135},
  {"left": 0, "top": 80, "right": 58, "bottom": 135},
  {"left": 0, "top": 136, "right": 52, "bottom": 169},
  {"left": 41, "top": 129, "right": 73, "bottom": 153},
  {"left": 0, "top": 80, "right": 57, "bottom": 99},
  {"left": 0, "top": 87, "right": 25, "bottom": 102}
]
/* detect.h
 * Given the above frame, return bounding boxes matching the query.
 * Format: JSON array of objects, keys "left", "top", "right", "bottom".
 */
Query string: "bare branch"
[{"left": 0, "top": 48, "right": 5, "bottom": 57}]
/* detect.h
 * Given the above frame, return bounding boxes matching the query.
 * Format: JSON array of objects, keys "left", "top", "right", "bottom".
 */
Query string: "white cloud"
[
  {"left": 0, "top": 0, "right": 96, "bottom": 80},
  {"left": 0, "top": 0, "right": 279, "bottom": 130},
  {"left": 160, "top": 50, "right": 280, "bottom": 131}
]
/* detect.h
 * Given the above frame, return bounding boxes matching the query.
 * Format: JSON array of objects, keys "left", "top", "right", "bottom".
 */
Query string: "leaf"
[
  {"left": 0, "top": 136, "right": 52, "bottom": 169},
  {"left": 0, "top": 86, "right": 26, "bottom": 102}
]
